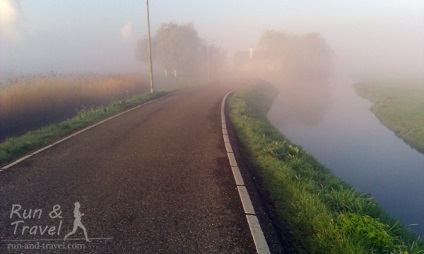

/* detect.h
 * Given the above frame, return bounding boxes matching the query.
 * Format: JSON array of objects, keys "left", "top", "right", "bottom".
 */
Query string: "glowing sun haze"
[{"left": 0, "top": 0, "right": 423, "bottom": 78}]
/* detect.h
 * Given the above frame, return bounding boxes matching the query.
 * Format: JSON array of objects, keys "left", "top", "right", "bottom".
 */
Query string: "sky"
[{"left": 0, "top": 0, "right": 423, "bottom": 77}]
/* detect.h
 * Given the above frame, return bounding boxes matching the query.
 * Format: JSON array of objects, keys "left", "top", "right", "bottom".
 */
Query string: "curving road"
[{"left": 0, "top": 83, "right": 283, "bottom": 253}]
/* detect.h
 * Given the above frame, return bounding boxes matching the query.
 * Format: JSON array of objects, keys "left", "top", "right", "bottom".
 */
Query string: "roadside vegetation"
[
  {"left": 0, "top": 73, "right": 147, "bottom": 140},
  {"left": 354, "top": 81, "right": 424, "bottom": 154},
  {"left": 0, "top": 21, "right": 223, "bottom": 167},
  {"left": 0, "top": 72, "right": 211, "bottom": 166},
  {"left": 0, "top": 90, "right": 170, "bottom": 166},
  {"left": 136, "top": 22, "right": 226, "bottom": 79},
  {"left": 229, "top": 80, "right": 423, "bottom": 253}
]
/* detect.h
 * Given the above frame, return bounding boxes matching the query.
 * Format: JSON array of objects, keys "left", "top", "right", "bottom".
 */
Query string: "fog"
[
  {"left": 0, "top": 0, "right": 422, "bottom": 80},
  {"left": 1, "top": 0, "right": 424, "bottom": 239},
  {"left": 0, "top": 0, "right": 422, "bottom": 131}
]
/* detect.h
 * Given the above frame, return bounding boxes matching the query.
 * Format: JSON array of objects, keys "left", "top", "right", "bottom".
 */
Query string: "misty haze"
[{"left": 1, "top": 1, "right": 423, "bottom": 253}]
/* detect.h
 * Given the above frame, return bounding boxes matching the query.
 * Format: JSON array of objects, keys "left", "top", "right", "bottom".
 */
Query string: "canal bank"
[{"left": 267, "top": 76, "right": 424, "bottom": 237}]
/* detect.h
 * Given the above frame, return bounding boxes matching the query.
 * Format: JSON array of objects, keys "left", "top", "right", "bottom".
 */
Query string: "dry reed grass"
[{"left": 0, "top": 73, "right": 147, "bottom": 140}]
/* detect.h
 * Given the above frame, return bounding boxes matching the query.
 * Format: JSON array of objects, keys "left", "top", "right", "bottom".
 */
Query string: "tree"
[
  {"left": 198, "top": 41, "right": 227, "bottom": 79},
  {"left": 258, "top": 30, "right": 333, "bottom": 77},
  {"left": 136, "top": 22, "right": 202, "bottom": 77},
  {"left": 255, "top": 30, "right": 334, "bottom": 125}
]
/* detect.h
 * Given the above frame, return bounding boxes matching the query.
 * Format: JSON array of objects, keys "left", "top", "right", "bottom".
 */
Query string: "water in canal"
[{"left": 267, "top": 75, "right": 424, "bottom": 236}]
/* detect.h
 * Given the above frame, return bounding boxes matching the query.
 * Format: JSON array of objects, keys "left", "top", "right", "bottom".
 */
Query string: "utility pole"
[
  {"left": 146, "top": 0, "right": 154, "bottom": 93},
  {"left": 207, "top": 45, "right": 210, "bottom": 83},
  {"left": 207, "top": 41, "right": 214, "bottom": 83}
]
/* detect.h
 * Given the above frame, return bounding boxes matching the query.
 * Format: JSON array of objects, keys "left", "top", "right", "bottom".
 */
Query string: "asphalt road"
[{"left": 0, "top": 83, "right": 268, "bottom": 253}]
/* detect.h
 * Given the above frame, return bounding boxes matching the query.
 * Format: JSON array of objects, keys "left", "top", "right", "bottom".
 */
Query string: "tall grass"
[
  {"left": 0, "top": 90, "right": 170, "bottom": 166},
  {"left": 0, "top": 73, "right": 209, "bottom": 166},
  {"left": 0, "top": 73, "right": 147, "bottom": 140},
  {"left": 229, "top": 80, "right": 423, "bottom": 253},
  {"left": 354, "top": 81, "right": 424, "bottom": 154}
]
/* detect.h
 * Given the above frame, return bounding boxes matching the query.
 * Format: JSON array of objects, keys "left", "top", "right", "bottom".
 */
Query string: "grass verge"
[
  {"left": 0, "top": 91, "right": 171, "bottom": 166},
  {"left": 229, "top": 79, "right": 423, "bottom": 253},
  {"left": 354, "top": 81, "right": 424, "bottom": 154}
]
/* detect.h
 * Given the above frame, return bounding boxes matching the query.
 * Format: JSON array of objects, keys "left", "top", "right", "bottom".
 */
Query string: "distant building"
[{"left": 234, "top": 48, "right": 281, "bottom": 72}]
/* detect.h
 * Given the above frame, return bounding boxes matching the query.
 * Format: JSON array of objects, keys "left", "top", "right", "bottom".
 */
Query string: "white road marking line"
[
  {"left": 224, "top": 142, "right": 233, "bottom": 152},
  {"left": 1, "top": 92, "right": 181, "bottom": 171},
  {"left": 227, "top": 152, "right": 238, "bottom": 167},
  {"left": 246, "top": 215, "right": 271, "bottom": 254},
  {"left": 221, "top": 90, "right": 271, "bottom": 254},
  {"left": 237, "top": 186, "right": 256, "bottom": 215},
  {"left": 222, "top": 123, "right": 227, "bottom": 129},
  {"left": 231, "top": 166, "right": 245, "bottom": 186}
]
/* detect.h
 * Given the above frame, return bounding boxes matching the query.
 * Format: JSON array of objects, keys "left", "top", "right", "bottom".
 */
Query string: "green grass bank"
[
  {"left": 229, "top": 80, "right": 423, "bottom": 253},
  {"left": 0, "top": 91, "right": 171, "bottom": 166},
  {"left": 354, "top": 81, "right": 424, "bottom": 154}
]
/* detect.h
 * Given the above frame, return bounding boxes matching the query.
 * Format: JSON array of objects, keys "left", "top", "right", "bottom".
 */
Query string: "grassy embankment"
[
  {"left": 0, "top": 91, "right": 170, "bottom": 166},
  {"left": 0, "top": 74, "right": 206, "bottom": 166},
  {"left": 229, "top": 80, "right": 423, "bottom": 253},
  {"left": 354, "top": 81, "right": 424, "bottom": 154}
]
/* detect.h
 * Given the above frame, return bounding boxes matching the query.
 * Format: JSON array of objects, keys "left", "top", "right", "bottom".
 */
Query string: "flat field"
[{"left": 354, "top": 80, "right": 424, "bottom": 154}]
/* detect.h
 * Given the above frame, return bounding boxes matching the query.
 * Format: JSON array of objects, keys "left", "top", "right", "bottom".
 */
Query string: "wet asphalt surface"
[{"left": 0, "top": 84, "right": 265, "bottom": 253}]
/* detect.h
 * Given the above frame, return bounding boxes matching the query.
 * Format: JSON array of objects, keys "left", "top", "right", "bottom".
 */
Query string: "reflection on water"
[
  {"left": 268, "top": 76, "right": 424, "bottom": 236},
  {"left": 264, "top": 75, "right": 332, "bottom": 126}
]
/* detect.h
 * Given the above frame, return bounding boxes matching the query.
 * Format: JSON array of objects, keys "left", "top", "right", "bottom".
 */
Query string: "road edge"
[
  {"left": 221, "top": 90, "right": 271, "bottom": 254},
  {"left": 1, "top": 91, "right": 181, "bottom": 172}
]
